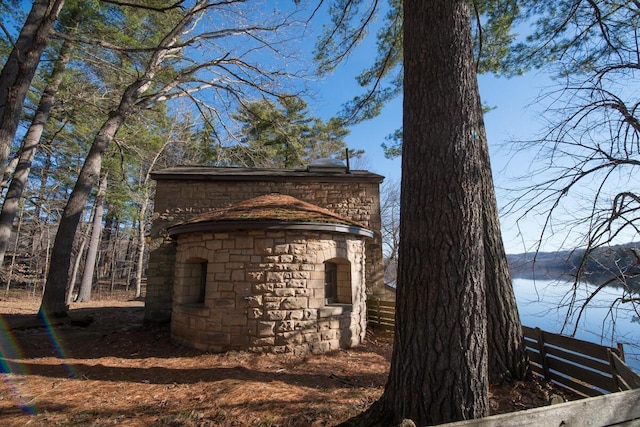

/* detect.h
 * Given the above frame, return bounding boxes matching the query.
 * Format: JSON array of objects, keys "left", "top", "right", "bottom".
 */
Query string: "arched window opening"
[
  {"left": 178, "top": 258, "right": 208, "bottom": 305},
  {"left": 324, "top": 258, "right": 352, "bottom": 305},
  {"left": 325, "top": 261, "right": 338, "bottom": 304}
]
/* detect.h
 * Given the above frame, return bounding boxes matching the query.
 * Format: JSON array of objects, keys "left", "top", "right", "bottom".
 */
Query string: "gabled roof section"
[{"left": 167, "top": 193, "right": 373, "bottom": 238}]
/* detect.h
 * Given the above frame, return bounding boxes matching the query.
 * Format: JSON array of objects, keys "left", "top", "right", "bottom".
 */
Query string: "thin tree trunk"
[
  {"left": 67, "top": 220, "right": 88, "bottom": 305},
  {"left": 78, "top": 171, "right": 108, "bottom": 302},
  {"left": 4, "top": 206, "right": 24, "bottom": 297},
  {"left": 0, "top": 0, "right": 65, "bottom": 179},
  {"left": 134, "top": 200, "right": 148, "bottom": 298},
  {"left": 109, "top": 223, "right": 119, "bottom": 292},
  {"left": 0, "top": 38, "right": 72, "bottom": 268},
  {"left": 1, "top": 156, "right": 19, "bottom": 189}
]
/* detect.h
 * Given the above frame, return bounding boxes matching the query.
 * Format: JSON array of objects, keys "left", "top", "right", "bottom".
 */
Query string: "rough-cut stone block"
[
  {"left": 235, "top": 236, "right": 253, "bottom": 249},
  {"left": 280, "top": 297, "right": 307, "bottom": 310},
  {"left": 321, "top": 330, "right": 337, "bottom": 341},
  {"left": 247, "top": 271, "right": 264, "bottom": 282},
  {"left": 265, "top": 310, "right": 285, "bottom": 321},
  {"left": 257, "top": 321, "right": 275, "bottom": 337},
  {"left": 204, "top": 332, "right": 230, "bottom": 345},
  {"left": 229, "top": 254, "right": 250, "bottom": 262},
  {"left": 213, "top": 299, "right": 234, "bottom": 307},
  {"left": 206, "top": 240, "right": 222, "bottom": 250},
  {"left": 250, "top": 337, "right": 275, "bottom": 346},
  {"left": 231, "top": 269, "right": 245, "bottom": 281},
  {"left": 288, "top": 279, "right": 305, "bottom": 288},
  {"left": 277, "top": 320, "right": 295, "bottom": 332},
  {"left": 248, "top": 308, "right": 263, "bottom": 319},
  {"left": 274, "top": 288, "right": 295, "bottom": 297},
  {"left": 215, "top": 251, "right": 230, "bottom": 263},
  {"left": 287, "top": 310, "right": 304, "bottom": 320},
  {"left": 279, "top": 255, "right": 294, "bottom": 263},
  {"left": 266, "top": 271, "right": 285, "bottom": 282},
  {"left": 274, "top": 244, "right": 290, "bottom": 254},
  {"left": 223, "top": 313, "right": 248, "bottom": 326},
  {"left": 310, "top": 341, "right": 332, "bottom": 354},
  {"left": 308, "top": 298, "right": 325, "bottom": 309}
]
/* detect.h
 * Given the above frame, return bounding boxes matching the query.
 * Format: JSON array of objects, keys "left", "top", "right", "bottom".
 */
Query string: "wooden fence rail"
[
  {"left": 366, "top": 299, "right": 395, "bottom": 331},
  {"left": 522, "top": 325, "right": 640, "bottom": 396},
  {"left": 366, "top": 298, "right": 640, "bottom": 397}
]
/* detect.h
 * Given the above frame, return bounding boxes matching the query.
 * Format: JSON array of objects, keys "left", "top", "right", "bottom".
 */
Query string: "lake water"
[{"left": 513, "top": 278, "right": 640, "bottom": 372}]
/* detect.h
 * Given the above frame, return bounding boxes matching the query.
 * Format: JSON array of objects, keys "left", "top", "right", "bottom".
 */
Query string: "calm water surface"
[{"left": 513, "top": 278, "right": 640, "bottom": 372}]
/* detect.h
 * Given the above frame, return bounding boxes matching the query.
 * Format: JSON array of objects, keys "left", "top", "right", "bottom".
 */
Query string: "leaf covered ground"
[{"left": 0, "top": 295, "right": 576, "bottom": 426}]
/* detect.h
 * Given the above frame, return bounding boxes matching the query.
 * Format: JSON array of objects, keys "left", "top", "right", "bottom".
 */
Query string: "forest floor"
[{"left": 0, "top": 292, "right": 578, "bottom": 427}]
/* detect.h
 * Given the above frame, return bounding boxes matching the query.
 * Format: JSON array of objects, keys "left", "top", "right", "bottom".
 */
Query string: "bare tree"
[
  {"left": 39, "top": 0, "right": 305, "bottom": 318},
  {"left": 504, "top": 0, "right": 640, "bottom": 332},
  {"left": 380, "top": 178, "right": 400, "bottom": 284}
]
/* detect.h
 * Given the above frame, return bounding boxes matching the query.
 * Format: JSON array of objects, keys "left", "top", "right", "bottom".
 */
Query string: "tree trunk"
[
  {"left": 38, "top": 113, "right": 125, "bottom": 318},
  {"left": 344, "top": 1, "right": 489, "bottom": 425},
  {"left": 480, "top": 128, "right": 530, "bottom": 383},
  {"left": 38, "top": 0, "right": 207, "bottom": 318},
  {"left": 134, "top": 198, "right": 148, "bottom": 298},
  {"left": 4, "top": 207, "right": 24, "bottom": 296},
  {"left": 0, "top": 0, "right": 65, "bottom": 179},
  {"left": 78, "top": 172, "right": 108, "bottom": 302},
  {"left": 67, "top": 221, "right": 88, "bottom": 305},
  {"left": 0, "top": 38, "right": 72, "bottom": 268}
]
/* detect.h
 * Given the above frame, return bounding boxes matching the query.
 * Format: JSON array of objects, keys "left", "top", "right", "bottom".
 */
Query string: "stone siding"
[
  {"left": 170, "top": 229, "right": 367, "bottom": 353},
  {"left": 145, "top": 168, "right": 385, "bottom": 324}
]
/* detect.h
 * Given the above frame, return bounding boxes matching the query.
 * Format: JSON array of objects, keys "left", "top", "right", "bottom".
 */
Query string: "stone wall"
[
  {"left": 145, "top": 167, "right": 386, "bottom": 324},
  {"left": 170, "top": 229, "right": 367, "bottom": 354}
]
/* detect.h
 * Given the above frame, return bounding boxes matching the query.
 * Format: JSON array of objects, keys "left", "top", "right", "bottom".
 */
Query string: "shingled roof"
[{"left": 167, "top": 193, "right": 373, "bottom": 238}]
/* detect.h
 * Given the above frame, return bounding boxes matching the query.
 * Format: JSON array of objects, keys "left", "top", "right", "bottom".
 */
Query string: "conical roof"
[{"left": 167, "top": 193, "right": 372, "bottom": 237}]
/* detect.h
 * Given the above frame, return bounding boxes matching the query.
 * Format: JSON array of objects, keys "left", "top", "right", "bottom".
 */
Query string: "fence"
[
  {"left": 366, "top": 298, "right": 640, "bottom": 397},
  {"left": 523, "top": 325, "right": 640, "bottom": 396},
  {"left": 366, "top": 299, "right": 395, "bottom": 331}
]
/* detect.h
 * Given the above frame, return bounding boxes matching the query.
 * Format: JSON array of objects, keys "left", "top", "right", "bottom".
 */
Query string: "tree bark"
[
  {"left": 0, "top": 38, "right": 72, "bottom": 268},
  {"left": 66, "top": 221, "right": 87, "bottom": 305},
  {"left": 480, "top": 127, "right": 530, "bottom": 383},
  {"left": 0, "top": 0, "right": 65, "bottom": 179},
  {"left": 38, "top": 0, "right": 199, "bottom": 318},
  {"left": 77, "top": 171, "right": 108, "bottom": 302},
  {"left": 134, "top": 200, "right": 147, "bottom": 298},
  {"left": 38, "top": 112, "right": 125, "bottom": 318},
  {"left": 344, "top": 1, "right": 489, "bottom": 425}
]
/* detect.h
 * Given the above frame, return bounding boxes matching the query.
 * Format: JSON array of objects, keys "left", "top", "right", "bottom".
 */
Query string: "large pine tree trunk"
[
  {"left": 77, "top": 172, "right": 108, "bottom": 302},
  {"left": 0, "top": 38, "right": 72, "bottom": 268},
  {"left": 0, "top": 0, "right": 65, "bottom": 178},
  {"left": 344, "top": 1, "right": 489, "bottom": 425}
]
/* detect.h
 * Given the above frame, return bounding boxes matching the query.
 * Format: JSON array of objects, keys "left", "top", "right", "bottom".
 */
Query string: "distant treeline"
[{"left": 507, "top": 242, "right": 640, "bottom": 291}]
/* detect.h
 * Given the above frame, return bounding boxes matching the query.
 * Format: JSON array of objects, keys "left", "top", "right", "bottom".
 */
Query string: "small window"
[{"left": 325, "top": 261, "right": 338, "bottom": 304}]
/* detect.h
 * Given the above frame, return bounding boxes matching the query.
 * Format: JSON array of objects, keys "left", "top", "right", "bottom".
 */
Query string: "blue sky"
[{"left": 309, "top": 32, "right": 553, "bottom": 255}]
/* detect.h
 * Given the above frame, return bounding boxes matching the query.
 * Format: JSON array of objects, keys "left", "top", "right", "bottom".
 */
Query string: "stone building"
[{"left": 144, "top": 162, "right": 385, "bottom": 354}]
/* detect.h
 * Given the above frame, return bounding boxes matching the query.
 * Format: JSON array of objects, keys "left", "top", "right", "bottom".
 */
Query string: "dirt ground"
[{"left": 0, "top": 295, "right": 577, "bottom": 427}]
